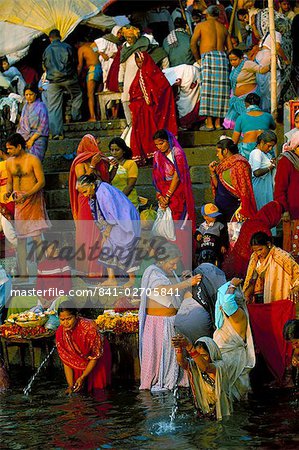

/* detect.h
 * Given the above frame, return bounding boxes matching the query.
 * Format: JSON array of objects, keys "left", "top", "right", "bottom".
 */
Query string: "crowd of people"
[
  {"left": 1, "top": 1, "right": 299, "bottom": 162},
  {"left": 0, "top": 0, "right": 299, "bottom": 421}
]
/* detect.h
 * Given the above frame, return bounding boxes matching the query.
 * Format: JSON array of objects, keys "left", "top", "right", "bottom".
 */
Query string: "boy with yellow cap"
[{"left": 195, "top": 203, "right": 228, "bottom": 264}]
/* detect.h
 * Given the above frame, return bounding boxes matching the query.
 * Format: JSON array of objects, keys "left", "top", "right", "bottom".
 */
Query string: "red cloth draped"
[
  {"left": 248, "top": 299, "right": 295, "bottom": 382},
  {"left": 69, "top": 134, "right": 110, "bottom": 277},
  {"left": 152, "top": 134, "right": 196, "bottom": 233},
  {"left": 129, "top": 52, "right": 178, "bottom": 165},
  {"left": 222, "top": 201, "right": 283, "bottom": 278},
  {"left": 56, "top": 317, "right": 111, "bottom": 391},
  {"left": 274, "top": 153, "right": 299, "bottom": 220},
  {"left": 213, "top": 154, "right": 257, "bottom": 220},
  {"left": 106, "top": 47, "right": 121, "bottom": 92}
]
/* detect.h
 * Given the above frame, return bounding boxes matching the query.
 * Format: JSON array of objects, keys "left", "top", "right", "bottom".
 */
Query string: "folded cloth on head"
[{"left": 215, "top": 282, "right": 238, "bottom": 330}]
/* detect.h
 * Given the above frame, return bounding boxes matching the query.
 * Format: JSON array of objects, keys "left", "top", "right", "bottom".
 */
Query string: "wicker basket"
[{"left": 15, "top": 316, "right": 48, "bottom": 328}]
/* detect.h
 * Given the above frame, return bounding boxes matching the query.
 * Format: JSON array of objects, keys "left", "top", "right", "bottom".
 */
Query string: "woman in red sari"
[
  {"left": 56, "top": 302, "right": 111, "bottom": 393},
  {"left": 69, "top": 134, "right": 111, "bottom": 277},
  {"left": 129, "top": 52, "right": 178, "bottom": 165}
]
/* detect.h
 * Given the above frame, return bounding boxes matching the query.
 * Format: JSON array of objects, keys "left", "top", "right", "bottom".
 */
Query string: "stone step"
[
  {"left": 45, "top": 179, "right": 213, "bottom": 213},
  {"left": 47, "top": 209, "right": 73, "bottom": 221},
  {"left": 63, "top": 119, "right": 127, "bottom": 134},
  {"left": 190, "top": 166, "right": 211, "bottom": 184},
  {"left": 45, "top": 165, "right": 211, "bottom": 190},
  {"left": 45, "top": 189, "right": 70, "bottom": 209},
  {"left": 45, "top": 136, "right": 115, "bottom": 157},
  {"left": 43, "top": 145, "right": 216, "bottom": 174},
  {"left": 43, "top": 156, "right": 72, "bottom": 173},
  {"left": 185, "top": 147, "right": 217, "bottom": 166},
  {"left": 179, "top": 129, "right": 232, "bottom": 147}
]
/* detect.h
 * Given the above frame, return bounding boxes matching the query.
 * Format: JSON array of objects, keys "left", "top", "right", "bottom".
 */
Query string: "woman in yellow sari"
[
  {"left": 243, "top": 231, "right": 299, "bottom": 304},
  {"left": 243, "top": 231, "right": 298, "bottom": 382}
]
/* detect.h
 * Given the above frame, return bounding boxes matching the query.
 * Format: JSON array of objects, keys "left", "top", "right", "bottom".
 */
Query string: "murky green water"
[{"left": 0, "top": 369, "right": 298, "bottom": 450}]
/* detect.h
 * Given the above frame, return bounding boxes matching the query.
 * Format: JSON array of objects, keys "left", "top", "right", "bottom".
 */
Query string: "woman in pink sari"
[
  {"left": 153, "top": 129, "right": 196, "bottom": 265},
  {"left": 56, "top": 301, "right": 111, "bottom": 393},
  {"left": 69, "top": 134, "right": 111, "bottom": 277},
  {"left": 153, "top": 129, "right": 196, "bottom": 231}
]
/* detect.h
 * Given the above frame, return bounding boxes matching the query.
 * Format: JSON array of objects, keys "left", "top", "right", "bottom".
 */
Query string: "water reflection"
[{"left": 0, "top": 372, "right": 298, "bottom": 449}]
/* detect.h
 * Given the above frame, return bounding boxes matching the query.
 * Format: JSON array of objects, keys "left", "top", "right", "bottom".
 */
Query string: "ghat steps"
[
  {"left": 44, "top": 120, "right": 234, "bottom": 222},
  {"left": 44, "top": 120, "right": 284, "bottom": 222}
]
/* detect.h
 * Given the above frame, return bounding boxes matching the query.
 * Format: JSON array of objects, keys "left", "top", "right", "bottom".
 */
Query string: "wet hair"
[
  {"left": 77, "top": 173, "right": 97, "bottom": 186},
  {"left": 6, "top": 133, "right": 26, "bottom": 150},
  {"left": 245, "top": 93, "right": 260, "bottom": 106},
  {"left": 49, "top": 29, "right": 61, "bottom": 39},
  {"left": 257, "top": 130, "right": 277, "bottom": 145},
  {"left": 57, "top": 300, "right": 78, "bottom": 317},
  {"left": 109, "top": 137, "right": 133, "bottom": 160},
  {"left": 174, "top": 17, "right": 187, "bottom": 29},
  {"left": 153, "top": 129, "right": 169, "bottom": 141},
  {"left": 155, "top": 242, "right": 182, "bottom": 263},
  {"left": 24, "top": 83, "right": 39, "bottom": 96},
  {"left": 250, "top": 231, "right": 273, "bottom": 247},
  {"left": 195, "top": 340, "right": 210, "bottom": 354},
  {"left": 283, "top": 320, "right": 299, "bottom": 341},
  {"left": 216, "top": 138, "right": 239, "bottom": 155},
  {"left": 206, "top": 5, "right": 220, "bottom": 17},
  {"left": 228, "top": 48, "right": 244, "bottom": 59},
  {"left": 237, "top": 8, "right": 248, "bottom": 18}
]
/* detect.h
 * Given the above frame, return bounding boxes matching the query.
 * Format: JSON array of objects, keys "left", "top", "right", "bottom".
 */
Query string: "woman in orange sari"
[
  {"left": 69, "top": 134, "right": 111, "bottom": 277},
  {"left": 56, "top": 301, "right": 111, "bottom": 393}
]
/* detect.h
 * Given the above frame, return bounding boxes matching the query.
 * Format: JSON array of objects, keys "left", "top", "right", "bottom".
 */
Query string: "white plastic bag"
[{"left": 152, "top": 207, "right": 176, "bottom": 241}]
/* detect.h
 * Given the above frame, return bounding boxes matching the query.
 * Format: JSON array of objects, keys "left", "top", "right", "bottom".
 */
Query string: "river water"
[{"left": 0, "top": 369, "right": 298, "bottom": 449}]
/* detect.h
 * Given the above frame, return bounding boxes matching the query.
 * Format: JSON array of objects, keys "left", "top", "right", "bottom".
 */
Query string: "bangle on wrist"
[
  {"left": 90, "top": 165, "right": 95, "bottom": 169},
  {"left": 229, "top": 284, "right": 236, "bottom": 289}
]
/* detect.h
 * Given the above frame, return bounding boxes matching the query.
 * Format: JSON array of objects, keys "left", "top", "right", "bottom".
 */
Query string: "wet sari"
[{"left": 56, "top": 317, "right": 111, "bottom": 391}]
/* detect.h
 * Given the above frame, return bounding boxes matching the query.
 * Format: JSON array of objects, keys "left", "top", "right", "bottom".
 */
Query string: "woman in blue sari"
[
  {"left": 17, "top": 84, "right": 49, "bottom": 161},
  {"left": 76, "top": 173, "right": 141, "bottom": 286},
  {"left": 223, "top": 49, "right": 269, "bottom": 130}
]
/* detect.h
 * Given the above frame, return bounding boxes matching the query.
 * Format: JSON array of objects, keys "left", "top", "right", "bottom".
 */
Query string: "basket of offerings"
[
  {"left": 0, "top": 323, "right": 55, "bottom": 339},
  {"left": 8, "top": 311, "right": 48, "bottom": 328},
  {"left": 95, "top": 310, "right": 139, "bottom": 334}
]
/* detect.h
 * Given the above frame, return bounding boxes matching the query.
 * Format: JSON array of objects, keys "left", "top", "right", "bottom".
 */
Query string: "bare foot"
[
  {"left": 88, "top": 118, "right": 97, "bottom": 122},
  {"left": 99, "top": 278, "right": 118, "bottom": 287}
]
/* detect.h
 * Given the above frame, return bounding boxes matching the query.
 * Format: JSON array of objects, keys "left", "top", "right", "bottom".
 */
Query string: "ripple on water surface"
[{"left": 0, "top": 374, "right": 298, "bottom": 449}]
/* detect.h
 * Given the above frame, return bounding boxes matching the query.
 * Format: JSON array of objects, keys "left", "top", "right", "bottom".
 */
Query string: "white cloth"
[
  {"left": 0, "top": 214, "right": 17, "bottom": 248},
  {"left": 261, "top": 30, "right": 282, "bottom": 50},
  {"left": 118, "top": 51, "right": 139, "bottom": 102},
  {"left": 163, "top": 64, "right": 200, "bottom": 121},
  {"left": 249, "top": 148, "right": 272, "bottom": 172},
  {"left": 213, "top": 290, "right": 255, "bottom": 401},
  {"left": 94, "top": 27, "right": 121, "bottom": 89}
]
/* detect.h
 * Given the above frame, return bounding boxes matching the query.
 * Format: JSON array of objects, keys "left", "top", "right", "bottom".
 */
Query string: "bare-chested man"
[
  {"left": 191, "top": 5, "right": 232, "bottom": 130},
  {"left": 77, "top": 41, "right": 103, "bottom": 122},
  {"left": 5, "top": 133, "right": 50, "bottom": 278}
]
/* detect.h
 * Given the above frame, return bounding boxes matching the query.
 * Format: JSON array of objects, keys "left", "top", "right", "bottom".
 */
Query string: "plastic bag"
[
  {"left": 227, "top": 221, "right": 243, "bottom": 248},
  {"left": 152, "top": 207, "right": 176, "bottom": 241}
]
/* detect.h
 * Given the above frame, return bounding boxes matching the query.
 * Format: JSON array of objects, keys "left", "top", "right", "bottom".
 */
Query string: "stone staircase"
[{"left": 44, "top": 120, "right": 233, "bottom": 222}]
